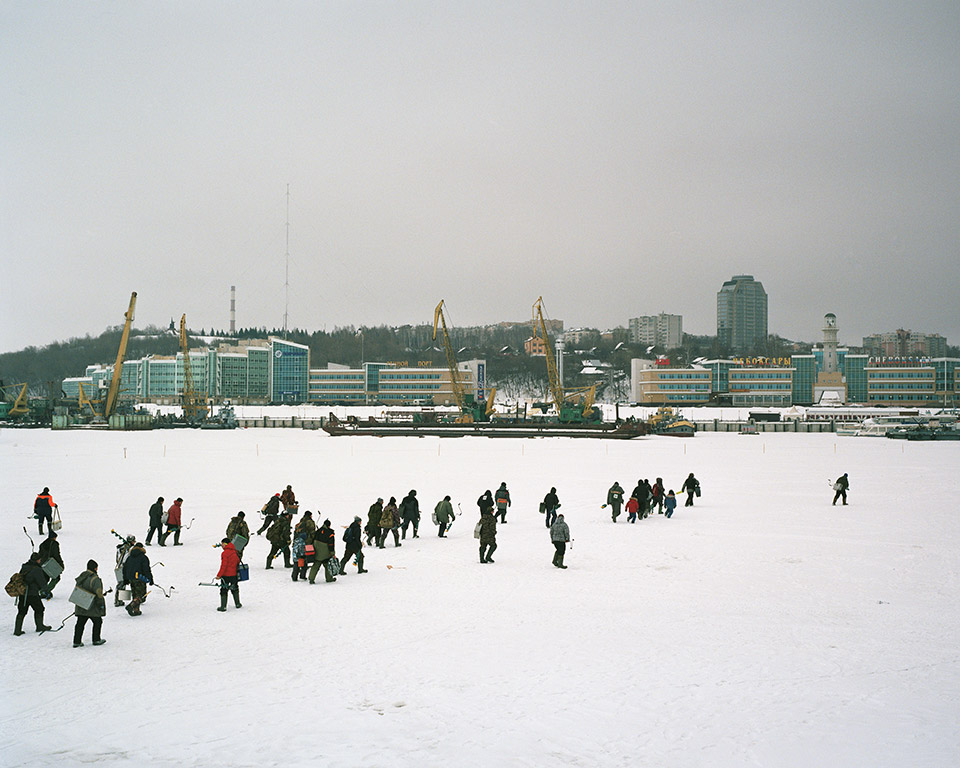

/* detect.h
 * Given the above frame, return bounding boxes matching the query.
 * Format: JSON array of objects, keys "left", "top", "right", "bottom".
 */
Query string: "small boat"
[{"left": 647, "top": 406, "right": 697, "bottom": 437}]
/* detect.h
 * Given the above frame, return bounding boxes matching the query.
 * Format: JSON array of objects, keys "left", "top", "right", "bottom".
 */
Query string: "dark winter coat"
[
  {"left": 543, "top": 491, "right": 559, "bottom": 512},
  {"left": 122, "top": 546, "right": 153, "bottom": 585},
  {"left": 681, "top": 475, "right": 699, "bottom": 495},
  {"left": 366, "top": 502, "right": 383, "bottom": 534},
  {"left": 149, "top": 501, "right": 164, "bottom": 526},
  {"left": 74, "top": 569, "right": 106, "bottom": 618},
  {"left": 399, "top": 494, "right": 420, "bottom": 522},
  {"left": 34, "top": 493, "right": 54, "bottom": 517},
  {"left": 267, "top": 516, "right": 292, "bottom": 546},
  {"left": 835, "top": 475, "right": 849, "bottom": 491},
  {"left": 495, "top": 485, "right": 511, "bottom": 508},
  {"left": 317, "top": 525, "right": 336, "bottom": 559},
  {"left": 226, "top": 516, "right": 250, "bottom": 541},
  {"left": 478, "top": 511, "right": 497, "bottom": 545},
  {"left": 19, "top": 559, "right": 48, "bottom": 598},
  {"left": 477, "top": 493, "right": 495, "bottom": 516},
  {"left": 38, "top": 537, "right": 64, "bottom": 568},
  {"left": 435, "top": 499, "right": 454, "bottom": 525},
  {"left": 607, "top": 484, "right": 624, "bottom": 507},
  {"left": 217, "top": 542, "right": 240, "bottom": 578},
  {"left": 294, "top": 516, "right": 317, "bottom": 542},
  {"left": 630, "top": 483, "right": 649, "bottom": 503},
  {"left": 263, "top": 495, "right": 281, "bottom": 516},
  {"left": 343, "top": 520, "right": 363, "bottom": 551}
]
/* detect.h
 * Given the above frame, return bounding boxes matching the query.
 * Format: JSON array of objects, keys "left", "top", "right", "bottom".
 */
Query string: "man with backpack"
[
  {"left": 12, "top": 553, "right": 52, "bottom": 635},
  {"left": 339, "top": 516, "right": 368, "bottom": 575}
]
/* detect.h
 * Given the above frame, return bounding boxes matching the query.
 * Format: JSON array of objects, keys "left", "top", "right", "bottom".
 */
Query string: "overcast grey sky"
[{"left": 2, "top": 2, "right": 958, "bottom": 354}]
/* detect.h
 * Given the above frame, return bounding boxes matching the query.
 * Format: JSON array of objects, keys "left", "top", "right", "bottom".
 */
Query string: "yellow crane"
[
  {"left": 179, "top": 315, "right": 208, "bottom": 422},
  {"left": 102, "top": 291, "right": 137, "bottom": 420},
  {"left": 433, "top": 300, "right": 495, "bottom": 422},
  {"left": 1, "top": 382, "right": 29, "bottom": 418},
  {"left": 532, "top": 296, "right": 598, "bottom": 423}
]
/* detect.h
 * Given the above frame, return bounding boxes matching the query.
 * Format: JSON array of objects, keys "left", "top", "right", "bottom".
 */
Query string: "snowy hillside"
[{"left": 1, "top": 428, "right": 958, "bottom": 767}]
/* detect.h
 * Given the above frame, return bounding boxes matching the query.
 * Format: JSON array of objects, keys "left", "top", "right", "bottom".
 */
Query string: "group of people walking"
[{"left": 605, "top": 473, "right": 700, "bottom": 523}]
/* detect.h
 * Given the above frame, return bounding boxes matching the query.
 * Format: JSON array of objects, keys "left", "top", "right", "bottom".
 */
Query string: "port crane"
[
  {"left": 532, "top": 296, "right": 599, "bottom": 423},
  {"left": 433, "top": 300, "right": 495, "bottom": 422},
  {"left": 179, "top": 315, "right": 208, "bottom": 422}
]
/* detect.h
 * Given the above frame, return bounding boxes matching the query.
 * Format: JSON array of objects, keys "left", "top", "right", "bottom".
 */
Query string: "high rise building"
[
  {"left": 629, "top": 313, "right": 683, "bottom": 349},
  {"left": 717, "top": 275, "right": 768, "bottom": 352}
]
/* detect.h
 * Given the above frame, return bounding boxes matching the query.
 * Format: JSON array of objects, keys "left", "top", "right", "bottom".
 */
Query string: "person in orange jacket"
[
  {"left": 34, "top": 488, "right": 56, "bottom": 536},
  {"left": 215, "top": 538, "right": 242, "bottom": 612},
  {"left": 160, "top": 498, "right": 183, "bottom": 546}
]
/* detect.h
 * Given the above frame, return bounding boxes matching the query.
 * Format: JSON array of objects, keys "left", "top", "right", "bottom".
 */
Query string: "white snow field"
[{"left": 1, "top": 428, "right": 958, "bottom": 768}]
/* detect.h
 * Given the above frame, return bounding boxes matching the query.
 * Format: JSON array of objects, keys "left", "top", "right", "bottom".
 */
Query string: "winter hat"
[
  {"left": 237, "top": 511, "right": 245, "bottom": 518},
  {"left": 87, "top": 559, "right": 98, "bottom": 571},
  {"left": 303, "top": 510, "right": 312, "bottom": 517},
  {"left": 323, "top": 519, "right": 331, "bottom": 527},
  {"left": 410, "top": 490, "right": 416, "bottom": 496},
  {"left": 175, "top": 497, "right": 183, "bottom": 503},
  {"left": 550, "top": 487, "right": 556, "bottom": 493},
  {"left": 377, "top": 497, "right": 383, "bottom": 503},
  {"left": 158, "top": 497, "right": 164, "bottom": 503},
  {"left": 354, "top": 516, "right": 362, "bottom": 523},
  {"left": 42, "top": 487, "right": 49, "bottom": 494},
  {"left": 222, "top": 538, "right": 230, "bottom": 544},
  {"left": 48, "top": 531, "right": 57, "bottom": 539}
]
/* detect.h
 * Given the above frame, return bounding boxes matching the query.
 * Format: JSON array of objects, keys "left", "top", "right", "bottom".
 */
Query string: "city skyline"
[{"left": 2, "top": 3, "right": 959, "bottom": 353}]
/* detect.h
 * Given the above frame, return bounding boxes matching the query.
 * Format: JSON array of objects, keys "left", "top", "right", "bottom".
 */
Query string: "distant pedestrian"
[
  {"left": 38, "top": 531, "right": 64, "bottom": 599},
  {"left": 73, "top": 560, "right": 107, "bottom": 648},
  {"left": 146, "top": 497, "right": 164, "bottom": 545},
  {"left": 13, "top": 553, "right": 51, "bottom": 635},
  {"left": 339, "top": 516, "right": 368, "bottom": 574},
  {"left": 160, "top": 497, "right": 184, "bottom": 546},
  {"left": 280, "top": 485, "right": 299, "bottom": 514},
  {"left": 257, "top": 493, "right": 282, "bottom": 535},
  {"left": 681, "top": 474, "right": 699, "bottom": 507},
  {"left": 477, "top": 490, "right": 495, "bottom": 518},
  {"left": 226, "top": 511, "right": 250, "bottom": 554},
  {"left": 265, "top": 512, "right": 293, "bottom": 569},
  {"left": 121, "top": 543, "right": 152, "bottom": 617},
  {"left": 72, "top": 560, "right": 106, "bottom": 647},
  {"left": 114, "top": 534, "right": 136, "bottom": 607},
  {"left": 550, "top": 514, "right": 570, "bottom": 569},
  {"left": 832, "top": 473, "right": 850, "bottom": 506},
  {"left": 34, "top": 488, "right": 56, "bottom": 536},
  {"left": 664, "top": 490, "right": 677, "bottom": 518},
  {"left": 626, "top": 495, "right": 639, "bottom": 523},
  {"left": 309, "top": 519, "right": 337, "bottom": 583},
  {"left": 366, "top": 499, "right": 383, "bottom": 546},
  {"left": 478, "top": 506, "right": 497, "bottom": 564},
  {"left": 435, "top": 496, "right": 454, "bottom": 537},
  {"left": 494, "top": 482, "right": 511, "bottom": 523},
  {"left": 651, "top": 478, "right": 665, "bottom": 514},
  {"left": 379, "top": 498, "right": 400, "bottom": 548},
  {"left": 631, "top": 480, "right": 651, "bottom": 519},
  {"left": 606, "top": 482, "right": 624, "bottom": 522},
  {"left": 216, "top": 538, "right": 242, "bottom": 611},
  {"left": 399, "top": 490, "right": 420, "bottom": 539},
  {"left": 542, "top": 488, "right": 560, "bottom": 528}
]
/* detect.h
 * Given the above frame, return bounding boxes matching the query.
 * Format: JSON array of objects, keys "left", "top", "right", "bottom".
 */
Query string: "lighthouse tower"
[{"left": 822, "top": 313, "right": 839, "bottom": 374}]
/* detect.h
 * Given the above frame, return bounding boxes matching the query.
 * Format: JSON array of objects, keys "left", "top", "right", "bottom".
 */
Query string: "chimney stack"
[{"left": 230, "top": 285, "right": 236, "bottom": 334}]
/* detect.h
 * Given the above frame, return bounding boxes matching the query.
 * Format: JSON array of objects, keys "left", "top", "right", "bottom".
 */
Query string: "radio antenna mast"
[{"left": 283, "top": 184, "right": 290, "bottom": 339}]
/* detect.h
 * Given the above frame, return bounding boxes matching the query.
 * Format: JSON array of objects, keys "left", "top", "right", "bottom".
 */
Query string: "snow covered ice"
[{"left": 2, "top": 426, "right": 959, "bottom": 767}]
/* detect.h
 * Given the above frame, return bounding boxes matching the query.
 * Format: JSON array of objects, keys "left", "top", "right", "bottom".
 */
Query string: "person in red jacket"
[
  {"left": 626, "top": 496, "right": 640, "bottom": 524},
  {"left": 160, "top": 498, "right": 183, "bottom": 546},
  {"left": 215, "top": 538, "right": 242, "bottom": 612}
]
